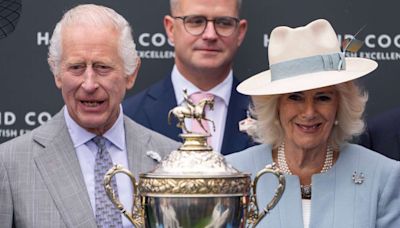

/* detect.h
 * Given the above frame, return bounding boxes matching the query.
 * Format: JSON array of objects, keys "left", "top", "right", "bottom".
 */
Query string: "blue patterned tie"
[{"left": 93, "top": 136, "right": 123, "bottom": 228}]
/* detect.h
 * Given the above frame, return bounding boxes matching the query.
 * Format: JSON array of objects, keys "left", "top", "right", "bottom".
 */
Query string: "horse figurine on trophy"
[{"left": 168, "top": 89, "right": 216, "bottom": 134}]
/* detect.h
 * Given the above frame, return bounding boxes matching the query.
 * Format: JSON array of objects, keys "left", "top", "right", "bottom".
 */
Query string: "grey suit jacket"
[
  {"left": 0, "top": 110, "right": 180, "bottom": 228},
  {"left": 226, "top": 144, "right": 400, "bottom": 228}
]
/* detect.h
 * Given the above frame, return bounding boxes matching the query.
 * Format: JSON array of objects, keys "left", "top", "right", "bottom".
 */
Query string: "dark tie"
[{"left": 93, "top": 136, "right": 123, "bottom": 228}]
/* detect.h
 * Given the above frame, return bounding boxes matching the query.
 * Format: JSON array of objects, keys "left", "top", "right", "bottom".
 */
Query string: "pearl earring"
[{"left": 334, "top": 120, "right": 339, "bottom": 126}]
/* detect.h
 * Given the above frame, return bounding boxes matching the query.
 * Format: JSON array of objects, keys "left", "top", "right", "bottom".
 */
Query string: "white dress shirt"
[
  {"left": 64, "top": 106, "right": 133, "bottom": 227},
  {"left": 171, "top": 64, "right": 232, "bottom": 152}
]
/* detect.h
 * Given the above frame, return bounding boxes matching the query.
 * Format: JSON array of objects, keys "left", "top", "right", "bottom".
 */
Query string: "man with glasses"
[{"left": 123, "top": 0, "right": 253, "bottom": 155}]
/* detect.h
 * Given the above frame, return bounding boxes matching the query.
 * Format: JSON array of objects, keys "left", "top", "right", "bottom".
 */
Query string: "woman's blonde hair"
[{"left": 250, "top": 81, "right": 368, "bottom": 148}]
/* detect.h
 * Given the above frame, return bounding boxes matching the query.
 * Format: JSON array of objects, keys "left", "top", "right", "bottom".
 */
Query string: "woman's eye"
[
  {"left": 288, "top": 94, "right": 303, "bottom": 101},
  {"left": 316, "top": 95, "right": 332, "bottom": 102}
]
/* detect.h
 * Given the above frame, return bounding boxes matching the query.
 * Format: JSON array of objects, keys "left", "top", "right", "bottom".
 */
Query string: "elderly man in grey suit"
[{"left": 0, "top": 4, "right": 179, "bottom": 228}]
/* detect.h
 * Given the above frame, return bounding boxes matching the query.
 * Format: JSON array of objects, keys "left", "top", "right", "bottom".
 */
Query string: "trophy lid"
[
  {"left": 145, "top": 134, "right": 243, "bottom": 176},
  {"left": 139, "top": 90, "right": 251, "bottom": 196},
  {"left": 139, "top": 137, "right": 250, "bottom": 196}
]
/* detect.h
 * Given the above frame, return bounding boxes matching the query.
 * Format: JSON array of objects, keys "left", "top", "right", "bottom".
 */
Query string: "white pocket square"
[{"left": 146, "top": 150, "right": 162, "bottom": 162}]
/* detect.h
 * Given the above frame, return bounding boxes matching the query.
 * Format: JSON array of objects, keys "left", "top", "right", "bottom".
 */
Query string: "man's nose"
[
  {"left": 202, "top": 21, "right": 218, "bottom": 39},
  {"left": 81, "top": 67, "right": 99, "bottom": 92}
]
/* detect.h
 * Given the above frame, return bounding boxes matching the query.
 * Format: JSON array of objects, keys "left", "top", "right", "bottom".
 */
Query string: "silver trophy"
[{"left": 104, "top": 90, "right": 285, "bottom": 227}]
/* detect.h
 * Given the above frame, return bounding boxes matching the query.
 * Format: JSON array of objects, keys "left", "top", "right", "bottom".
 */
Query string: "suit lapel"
[
  {"left": 276, "top": 176, "right": 304, "bottom": 227},
  {"left": 310, "top": 145, "right": 353, "bottom": 227},
  {"left": 221, "top": 77, "right": 252, "bottom": 154},
  {"left": 143, "top": 76, "right": 181, "bottom": 141},
  {"left": 33, "top": 111, "right": 96, "bottom": 227},
  {"left": 249, "top": 148, "right": 304, "bottom": 227},
  {"left": 125, "top": 116, "right": 145, "bottom": 178},
  {"left": 396, "top": 127, "right": 400, "bottom": 160},
  {"left": 124, "top": 116, "right": 162, "bottom": 179},
  {"left": 309, "top": 171, "right": 336, "bottom": 227}
]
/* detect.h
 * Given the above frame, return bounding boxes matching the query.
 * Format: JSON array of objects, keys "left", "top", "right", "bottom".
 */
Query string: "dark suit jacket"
[
  {"left": 358, "top": 106, "right": 400, "bottom": 161},
  {"left": 123, "top": 75, "right": 254, "bottom": 155}
]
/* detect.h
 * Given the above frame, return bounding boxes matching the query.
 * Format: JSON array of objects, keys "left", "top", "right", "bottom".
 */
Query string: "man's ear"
[
  {"left": 48, "top": 59, "right": 62, "bottom": 89},
  {"left": 126, "top": 58, "right": 141, "bottom": 90},
  {"left": 237, "top": 19, "right": 248, "bottom": 47},
  {"left": 54, "top": 75, "right": 62, "bottom": 89},
  {"left": 164, "top": 15, "right": 175, "bottom": 45}
]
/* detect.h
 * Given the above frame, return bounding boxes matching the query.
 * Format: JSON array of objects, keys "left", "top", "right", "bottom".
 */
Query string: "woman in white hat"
[{"left": 226, "top": 19, "right": 400, "bottom": 227}]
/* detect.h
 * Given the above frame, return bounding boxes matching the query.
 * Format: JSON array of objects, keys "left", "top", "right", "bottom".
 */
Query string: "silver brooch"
[{"left": 352, "top": 171, "right": 365, "bottom": 184}]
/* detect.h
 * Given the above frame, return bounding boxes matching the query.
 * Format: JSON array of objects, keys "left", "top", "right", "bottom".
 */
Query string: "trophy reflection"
[{"left": 104, "top": 89, "right": 285, "bottom": 227}]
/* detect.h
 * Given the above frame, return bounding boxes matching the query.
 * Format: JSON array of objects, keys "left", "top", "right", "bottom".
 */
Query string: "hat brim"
[{"left": 237, "top": 57, "right": 378, "bottom": 95}]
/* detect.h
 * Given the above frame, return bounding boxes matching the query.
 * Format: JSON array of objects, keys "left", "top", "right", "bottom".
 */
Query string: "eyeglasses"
[{"left": 172, "top": 15, "right": 240, "bottom": 37}]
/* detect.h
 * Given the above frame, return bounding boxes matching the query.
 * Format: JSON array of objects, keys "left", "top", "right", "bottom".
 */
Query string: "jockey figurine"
[
  {"left": 168, "top": 89, "right": 215, "bottom": 135},
  {"left": 182, "top": 89, "right": 196, "bottom": 111}
]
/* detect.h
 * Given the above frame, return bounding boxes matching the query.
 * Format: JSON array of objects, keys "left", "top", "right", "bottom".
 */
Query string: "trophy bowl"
[
  {"left": 104, "top": 90, "right": 285, "bottom": 227},
  {"left": 104, "top": 134, "right": 285, "bottom": 227}
]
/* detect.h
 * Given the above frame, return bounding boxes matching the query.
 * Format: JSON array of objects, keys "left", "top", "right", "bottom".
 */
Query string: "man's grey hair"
[
  {"left": 48, "top": 4, "right": 139, "bottom": 76},
  {"left": 169, "top": 0, "right": 242, "bottom": 15}
]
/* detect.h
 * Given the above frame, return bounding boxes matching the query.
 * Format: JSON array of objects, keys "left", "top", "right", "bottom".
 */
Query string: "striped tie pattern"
[{"left": 93, "top": 136, "right": 123, "bottom": 228}]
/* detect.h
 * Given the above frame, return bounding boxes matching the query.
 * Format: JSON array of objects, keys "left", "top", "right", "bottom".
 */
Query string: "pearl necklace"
[{"left": 277, "top": 142, "right": 334, "bottom": 199}]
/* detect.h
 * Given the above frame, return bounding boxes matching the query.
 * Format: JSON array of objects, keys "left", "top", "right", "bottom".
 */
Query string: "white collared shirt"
[
  {"left": 64, "top": 106, "right": 133, "bottom": 227},
  {"left": 171, "top": 65, "right": 232, "bottom": 152}
]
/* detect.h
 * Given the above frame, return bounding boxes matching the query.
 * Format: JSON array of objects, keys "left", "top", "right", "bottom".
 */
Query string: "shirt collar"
[
  {"left": 171, "top": 64, "right": 233, "bottom": 106},
  {"left": 64, "top": 105, "right": 126, "bottom": 151}
]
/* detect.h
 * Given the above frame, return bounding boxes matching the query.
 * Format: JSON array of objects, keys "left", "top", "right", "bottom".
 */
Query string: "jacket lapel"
[
  {"left": 247, "top": 147, "right": 304, "bottom": 227},
  {"left": 143, "top": 76, "right": 181, "bottom": 142},
  {"left": 276, "top": 176, "right": 304, "bottom": 227},
  {"left": 125, "top": 116, "right": 146, "bottom": 178},
  {"left": 396, "top": 127, "right": 400, "bottom": 160},
  {"left": 124, "top": 116, "right": 164, "bottom": 179},
  {"left": 309, "top": 171, "right": 336, "bottom": 227},
  {"left": 221, "top": 77, "right": 252, "bottom": 155},
  {"left": 33, "top": 111, "right": 96, "bottom": 227},
  {"left": 310, "top": 145, "right": 354, "bottom": 227}
]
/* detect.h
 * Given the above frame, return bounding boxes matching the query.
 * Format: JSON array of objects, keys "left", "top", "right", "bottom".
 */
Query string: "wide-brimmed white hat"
[{"left": 237, "top": 19, "right": 378, "bottom": 95}]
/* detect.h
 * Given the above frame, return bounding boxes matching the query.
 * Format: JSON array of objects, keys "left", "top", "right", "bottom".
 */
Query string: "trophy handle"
[
  {"left": 104, "top": 164, "right": 144, "bottom": 227},
  {"left": 247, "top": 163, "right": 285, "bottom": 227}
]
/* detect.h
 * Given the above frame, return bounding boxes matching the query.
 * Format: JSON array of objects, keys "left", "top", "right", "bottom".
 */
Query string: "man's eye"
[
  {"left": 68, "top": 64, "right": 86, "bottom": 75},
  {"left": 94, "top": 64, "right": 112, "bottom": 75},
  {"left": 186, "top": 16, "right": 205, "bottom": 26},
  {"left": 215, "top": 18, "right": 235, "bottom": 27}
]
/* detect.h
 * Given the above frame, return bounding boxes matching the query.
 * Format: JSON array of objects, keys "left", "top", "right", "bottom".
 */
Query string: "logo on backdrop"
[
  {"left": 36, "top": 31, "right": 175, "bottom": 59},
  {"left": 0, "top": 111, "right": 52, "bottom": 142},
  {"left": 263, "top": 33, "right": 400, "bottom": 61},
  {"left": 0, "top": 0, "right": 22, "bottom": 39},
  {"left": 137, "top": 32, "right": 175, "bottom": 59}
]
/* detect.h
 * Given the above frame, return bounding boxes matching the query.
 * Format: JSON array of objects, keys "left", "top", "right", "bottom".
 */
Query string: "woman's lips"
[{"left": 295, "top": 123, "right": 322, "bottom": 133}]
